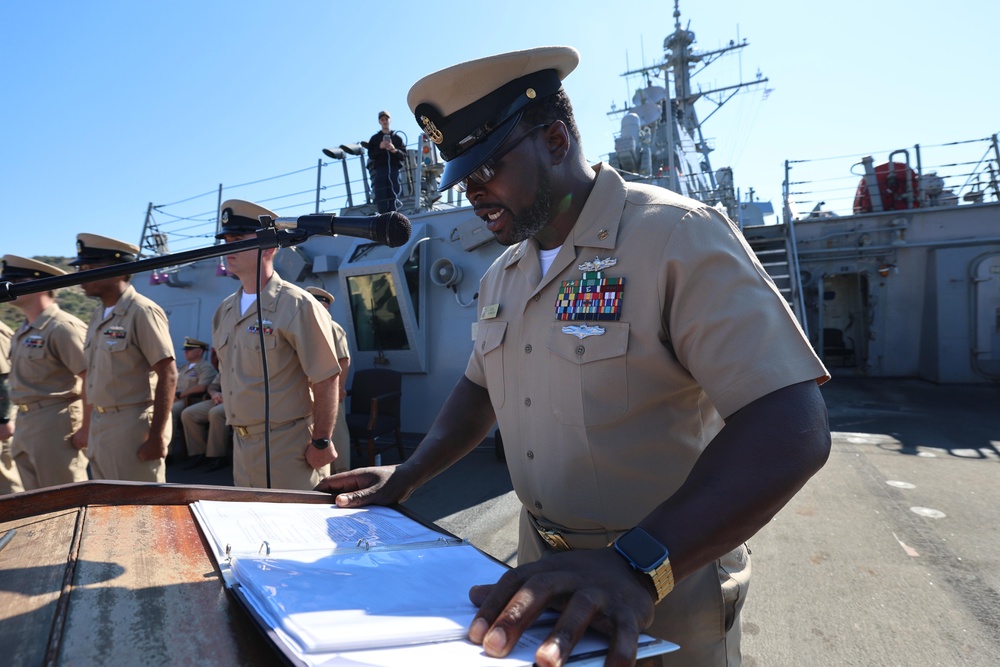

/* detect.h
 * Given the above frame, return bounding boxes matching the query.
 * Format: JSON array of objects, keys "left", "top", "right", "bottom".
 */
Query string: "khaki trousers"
[
  {"left": 88, "top": 403, "right": 168, "bottom": 483},
  {"left": 11, "top": 400, "right": 88, "bottom": 490},
  {"left": 232, "top": 417, "right": 328, "bottom": 490},
  {"left": 0, "top": 437, "right": 23, "bottom": 495},
  {"left": 181, "top": 400, "right": 230, "bottom": 458},
  {"left": 518, "top": 508, "right": 749, "bottom": 666},
  {"left": 332, "top": 400, "right": 350, "bottom": 473}
]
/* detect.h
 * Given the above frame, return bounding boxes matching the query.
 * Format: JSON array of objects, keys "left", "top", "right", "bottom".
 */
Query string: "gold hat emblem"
[{"left": 420, "top": 116, "right": 444, "bottom": 145}]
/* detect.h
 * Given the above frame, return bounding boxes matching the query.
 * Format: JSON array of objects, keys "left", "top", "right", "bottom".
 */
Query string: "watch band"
[
  {"left": 311, "top": 438, "right": 331, "bottom": 450},
  {"left": 647, "top": 559, "right": 675, "bottom": 604}
]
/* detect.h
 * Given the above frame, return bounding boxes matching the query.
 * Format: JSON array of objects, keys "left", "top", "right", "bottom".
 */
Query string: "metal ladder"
[{"left": 742, "top": 222, "right": 809, "bottom": 338}]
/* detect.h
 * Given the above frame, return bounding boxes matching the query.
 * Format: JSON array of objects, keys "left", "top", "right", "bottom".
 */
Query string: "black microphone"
[{"left": 272, "top": 211, "right": 412, "bottom": 248}]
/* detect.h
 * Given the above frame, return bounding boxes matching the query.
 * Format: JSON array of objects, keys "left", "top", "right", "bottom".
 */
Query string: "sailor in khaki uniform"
[
  {"left": 170, "top": 336, "right": 217, "bottom": 457},
  {"left": 180, "top": 371, "right": 229, "bottom": 471},
  {"left": 212, "top": 200, "right": 340, "bottom": 490},
  {"left": 0, "top": 320, "right": 24, "bottom": 495},
  {"left": 306, "top": 286, "right": 352, "bottom": 472},
  {"left": 318, "top": 47, "right": 831, "bottom": 667},
  {"left": 2, "top": 255, "right": 89, "bottom": 489},
  {"left": 72, "top": 234, "right": 178, "bottom": 483}
]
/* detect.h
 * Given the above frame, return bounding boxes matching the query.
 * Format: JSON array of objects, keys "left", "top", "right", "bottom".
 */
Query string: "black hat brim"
[{"left": 439, "top": 112, "right": 523, "bottom": 191}]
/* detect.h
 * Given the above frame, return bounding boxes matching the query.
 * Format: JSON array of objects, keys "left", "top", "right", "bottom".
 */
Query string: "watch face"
[{"left": 616, "top": 528, "right": 669, "bottom": 571}]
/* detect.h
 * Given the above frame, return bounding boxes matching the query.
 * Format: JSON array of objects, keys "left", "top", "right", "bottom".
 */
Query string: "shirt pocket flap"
[
  {"left": 479, "top": 320, "right": 508, "bottom": 356},
  {"left": 546, "top": 323, "right": 629, "bottom": 365}
]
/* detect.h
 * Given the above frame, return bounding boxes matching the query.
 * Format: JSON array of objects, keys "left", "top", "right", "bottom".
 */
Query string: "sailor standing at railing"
[
  {"left": 1, "top": 255, "right": 89, "bottom": 490},
  {"left": 367, "top": 110, "right": 406, "bottom": 213},
  {"left": 71, "top": 234, "right": 178, "bottom": 483},
  {"left": 318, "top": 46, "right": 831, "bottom": 667},
  {"left": 211, "top": 199, "right": 340, "bottom": 490}
]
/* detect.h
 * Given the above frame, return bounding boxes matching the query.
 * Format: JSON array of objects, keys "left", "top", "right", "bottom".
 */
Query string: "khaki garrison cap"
[
  {"left": 183, "top": 337, "right": 210, "bottom": 350},
  {"left": 305, "top": 286, "right": 335, "bottom": 306},
  {"left": 407, "top": 46, "right": 579, "bottom": 190},
  {"left": 216, "top": 199, "right": 277, "bottom": 239},
  {"left": 1, "top": 255, "right": 67, "bottom": 281},
  {"left": 69, "top": 233, "right": 139, "bottom": 267}
]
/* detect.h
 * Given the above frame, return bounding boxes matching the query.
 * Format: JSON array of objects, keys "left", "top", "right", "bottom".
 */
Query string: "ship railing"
[
  {"left": 780, "top": 133, "right": 1000, "bottom": 223},
  {"left": 137, "top": 136, "right": 470, "bottom": 260}
]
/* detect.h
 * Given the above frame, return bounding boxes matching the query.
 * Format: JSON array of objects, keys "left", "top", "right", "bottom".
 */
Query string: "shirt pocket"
[
  {"left": 476, "top": 320, "right": 508, "bottom": 410},
  {"left": 546, "top": 322, "right": 629, "bottom": 426}
]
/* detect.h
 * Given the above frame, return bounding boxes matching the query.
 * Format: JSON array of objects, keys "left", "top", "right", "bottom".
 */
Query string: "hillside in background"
[{"left": 0, "top": 256, "right": 95, "bottom": 329}]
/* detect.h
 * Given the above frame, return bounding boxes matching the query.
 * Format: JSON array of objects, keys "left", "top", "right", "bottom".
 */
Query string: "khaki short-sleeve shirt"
[
  {"left": 0, "top": 321, "right": 12, "bottom": 375},
  {"left": 84, "top": 284, "right": 175, "bottom": 408},
  {"left": 176, "top": 357, "right": 217, "bottom": 395},
  {"left": 212, "top": 273, "right": 340, "bottom": 427},
  {"left": 329, "top": 319, "right": 351, "bottom": 363},
  {"left": 10, "top": 304, "right": 87, "bottom": 403},
  {"left": 466, "top": 163, "right": 828, "bottom": 531}
]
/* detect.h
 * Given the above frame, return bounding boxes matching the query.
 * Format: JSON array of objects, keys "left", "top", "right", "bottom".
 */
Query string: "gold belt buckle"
[
  {"left": 18, "top": 404, "right": 29, "bottom": 413},
  {"left": 538, "top": 527, "right": 572, "bottom": 552},
  {"left": 235, "top": 426, "right": 249, "bottom": 437},
  {"left": 95, "top": 406, "right": 106, "bottom": 414}
]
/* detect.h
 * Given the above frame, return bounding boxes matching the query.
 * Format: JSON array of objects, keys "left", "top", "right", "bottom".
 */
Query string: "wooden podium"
[{"left": 0, "top": 481, "right": 338, "bottom": 666}]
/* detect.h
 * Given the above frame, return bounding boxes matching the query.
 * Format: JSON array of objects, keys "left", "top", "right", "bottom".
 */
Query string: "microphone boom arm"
[{"left": 0, "top": 226, "right": 308, "bottom": 303}]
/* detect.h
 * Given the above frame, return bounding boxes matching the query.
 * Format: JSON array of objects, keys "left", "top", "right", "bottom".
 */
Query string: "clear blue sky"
[{"left": 2, "top": 0, "right": 996, "bottom": 259}]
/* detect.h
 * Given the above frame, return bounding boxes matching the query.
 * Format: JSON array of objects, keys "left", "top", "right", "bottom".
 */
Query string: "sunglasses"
[{"left": 456, "top": 124, "right": 550, "bottom": 193}]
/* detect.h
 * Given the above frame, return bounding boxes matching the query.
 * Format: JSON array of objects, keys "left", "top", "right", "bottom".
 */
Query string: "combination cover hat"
[
  {"left": 216, "top": 199, "right": 278, "bottom": 239},
  {"left": 1, "top": 255, "right": 67, "bottom": 280},
  {"left": 183, "top": 336, "right": 210, "bottom": 350},
  {"left": 407, "top": 46, "right": 579, "bottom": 190},
  {"left": 305, "top": 286, "right": 335, "bottom": 305},
  {"left": 69, "top": 233, "right": 139, "bottom": 267}
]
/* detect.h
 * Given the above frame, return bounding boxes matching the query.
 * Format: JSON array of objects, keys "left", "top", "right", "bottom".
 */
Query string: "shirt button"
[
  {"left": 524, "top": 397, "right": 531, "bottom": 407},
  {"left": 526, "top": 451, "right": 534, "bottom": 459},
  {"left": 533, "top": 294, "right": 541, "bottom": 301},
  {"left": 534, "top": 501, "right": 543, "bottom": 510},
  {"left": 575, "top": 345, "right": 585, "bottom": 356},
  {"left": 524, "top": 344, "right": 532, "bottom": 353}
]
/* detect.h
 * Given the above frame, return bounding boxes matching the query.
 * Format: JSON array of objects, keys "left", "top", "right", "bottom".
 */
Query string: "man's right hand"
[{"left": 314, "top": 464, "right": 415, "bottom": 508}]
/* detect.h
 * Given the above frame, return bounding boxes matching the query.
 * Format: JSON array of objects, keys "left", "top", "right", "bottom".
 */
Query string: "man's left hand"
[
  {"left": 305, "top": 441, "right": 336, "bottom": 470},
  {"left": 138, "top": 435, "right": 168, "bottom": 461},
  {"left": 467, "top": 547, "right": 656, "bottom": 667}
]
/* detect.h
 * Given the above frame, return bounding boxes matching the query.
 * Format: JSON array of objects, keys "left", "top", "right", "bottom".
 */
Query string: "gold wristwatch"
[{"left": 612, "top": 527, "right": 674, "bottom": 604}]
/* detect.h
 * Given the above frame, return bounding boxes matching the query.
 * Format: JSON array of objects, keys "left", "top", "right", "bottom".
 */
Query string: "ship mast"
[{"left": 610, "top": 0, "right": 768, "bottom": 218}]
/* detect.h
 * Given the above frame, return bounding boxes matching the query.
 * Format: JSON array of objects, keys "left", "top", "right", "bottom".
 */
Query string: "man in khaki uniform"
[
  {"left": 306, "top": 286, "right": 352, "bottom": 472},
  {"left": 72, "top": 234, "right": 177, "bottom": 483},
  {"left": 211, "top": 200, "right": 340, "bottom": 490},
  {"left": 0, "top": 320, "right": 24, "bottom": 495},
  {"left": 170, "top": 336, "right": 217, "bottom": 458},
  {"left": 180, "top": 372, "right": 229, "bottom": 472},
  {"left": 2, "top": 255, "right": 89, "bottom": 490},
  {"left": 318, "top": 47, "right": 831, "bottom": 667}
]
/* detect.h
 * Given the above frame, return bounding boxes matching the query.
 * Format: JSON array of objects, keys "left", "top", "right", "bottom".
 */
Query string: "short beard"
[{"left": 504, "top": 151, "right": 552, "bottom": 245}]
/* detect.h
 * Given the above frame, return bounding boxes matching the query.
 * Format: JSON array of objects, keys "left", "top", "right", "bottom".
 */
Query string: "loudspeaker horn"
[{"left": 430, "top": 257, "right": 463, "bottom": 288}]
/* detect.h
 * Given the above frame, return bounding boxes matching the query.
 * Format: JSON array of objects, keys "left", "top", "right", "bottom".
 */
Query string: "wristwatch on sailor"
[
  {"left": 310, "top": 437, "right": 332, "bottom": 450},
  {"left": 612, "top": 527, "right": 675, "bottom": 604}
]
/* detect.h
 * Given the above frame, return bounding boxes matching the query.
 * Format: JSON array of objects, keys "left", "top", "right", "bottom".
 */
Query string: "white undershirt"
[
  {"left": 240, "top": 292, "right": 258, "bottom": 315},
  {"left": 539, "top": 246, "right": 562, "bottom": 277},
  {"left": 103, "top": 305, "right": 114, "bottom": 319}
]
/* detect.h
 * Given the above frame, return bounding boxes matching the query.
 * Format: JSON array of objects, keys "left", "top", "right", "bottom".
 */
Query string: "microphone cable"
[{"left": 252, "top": 247, "right": 273, "bottom": 489}]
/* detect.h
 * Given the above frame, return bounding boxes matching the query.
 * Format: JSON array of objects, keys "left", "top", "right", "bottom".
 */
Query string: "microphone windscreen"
[{"left": 377, "top": 212, "right": 412, "bottom": 248}]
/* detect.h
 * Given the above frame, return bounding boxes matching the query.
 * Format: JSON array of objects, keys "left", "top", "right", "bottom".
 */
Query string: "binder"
[{"left": 191, "top": 500, "right": 678, "bottom": 666}]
